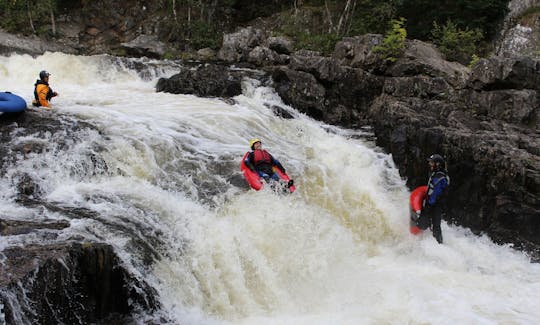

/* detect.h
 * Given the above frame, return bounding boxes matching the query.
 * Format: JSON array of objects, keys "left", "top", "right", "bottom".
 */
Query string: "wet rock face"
[
  {"left": 0, "top": 219, "right": 70, "bottom": 236},
  {"left": 156, "top": 64, "right": 241, "bottom": 98},
  {"left": 156, "top": 63, "right": 267, "bottom": 98},
  {"left": 272, "top": 51, "right": 383, "bottom": 126},
  {"left": 0, "top": 242, "right": 158, "bottom": 324}
]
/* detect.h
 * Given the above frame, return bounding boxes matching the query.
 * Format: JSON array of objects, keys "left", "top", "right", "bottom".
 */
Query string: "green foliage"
[
  {"left": 373, "top": 18, "right": 407, "bottom": 62},
  {"left": 519, "top": 6, "right": 540, "bottom": 18},
  {"left": 468, "top": 54, "right": 480, "bottom": 68},
  {"left": 272, "top": 6, "right": 339, "bottom": 55},
  {"left": 0, "top": 0, "right": 512, "bottom": 60},
  {"left": 295, "top": 32, "right": 341, "bottom": 55},
  {"left": 431, "top": 20, "right": 483, "bottom": 64},
  {"left": 349, "top": 0, "right": 399, "bottom": 35},
  {"left": 398, "top": 0, "right": 508, "bottom": 42},
  {"left": 0, "top": 0, "right": 58, "bottom": 35},
  {"left": 187, "top": 20, "right": 222, "bottom": 50}
]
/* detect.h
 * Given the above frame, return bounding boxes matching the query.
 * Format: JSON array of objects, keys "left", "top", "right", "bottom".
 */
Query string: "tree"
[
  {"left": 398, "top": 0, "right": 509, "bottom": 41},
  {"left": 431, "top": 20, "right": 483, "bottom": 64},
  {"left": 0, "top": 0, "right": 58, "bottom": 36},
  {"left": 373, "top": 18, "right": 407, "bottom": 62},
  {"left": 336, "top": 0, "right": 356, "bottom": 36}
]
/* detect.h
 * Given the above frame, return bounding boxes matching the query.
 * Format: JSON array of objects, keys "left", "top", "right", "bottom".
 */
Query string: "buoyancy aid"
[
  {"left": 248, "top": 149, "right": 274, "bottom": 175},
  {"left": 252, "top": 149, "right": 272, "bottom": 165},
  {"left": 33, "top": 80, "right": 55, "bottom": 107},
  {"left": 427, "top": 170, "right": 450, "bottom": 206}
]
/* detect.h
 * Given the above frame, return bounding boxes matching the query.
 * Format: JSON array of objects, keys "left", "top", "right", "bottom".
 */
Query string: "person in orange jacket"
[{"left": 32, "top": 70, "right": 58, "bottom": 109}]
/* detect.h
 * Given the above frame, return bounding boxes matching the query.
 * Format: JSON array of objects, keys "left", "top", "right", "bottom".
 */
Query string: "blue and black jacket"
[{"left": 426, "top": 170, "right": 450, "bottom": 206}]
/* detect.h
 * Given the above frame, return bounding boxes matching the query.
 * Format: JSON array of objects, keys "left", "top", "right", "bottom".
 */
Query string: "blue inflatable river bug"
[{"left": 0, "top": 92, "right": 27, "bottom": 113}]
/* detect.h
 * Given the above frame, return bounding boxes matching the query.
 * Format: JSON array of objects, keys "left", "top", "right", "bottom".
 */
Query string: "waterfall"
[{"left": 1, "top": 53, "right": 540, "bottom": 324}]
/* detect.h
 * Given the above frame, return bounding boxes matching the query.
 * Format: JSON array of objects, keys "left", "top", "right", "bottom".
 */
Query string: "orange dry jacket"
[{"left": 35, "top": 83, "right": 51, "bottom": 107}]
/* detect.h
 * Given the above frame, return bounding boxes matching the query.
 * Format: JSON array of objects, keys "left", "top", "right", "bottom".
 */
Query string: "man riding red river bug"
[{"left": 240, "top": 138, "right": 295, "bottom": 192}]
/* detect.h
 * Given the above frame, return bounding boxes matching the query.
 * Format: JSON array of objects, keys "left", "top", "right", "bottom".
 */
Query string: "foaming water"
[{"left": 1, "top": 53, "right": 540, "bottom": 324}]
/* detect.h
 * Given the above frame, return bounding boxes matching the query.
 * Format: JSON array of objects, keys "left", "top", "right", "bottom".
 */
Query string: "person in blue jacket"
[
  {"left": 245, "top": 138, "right": 293, "bottom": 187},
  {"left": 418, "top": 154, "right": 450, "bottom": 243}
]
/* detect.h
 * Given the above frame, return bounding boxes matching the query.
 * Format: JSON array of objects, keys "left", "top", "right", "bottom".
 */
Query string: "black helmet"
[
  {"left": 427, "top": 154, "right": 445, "bottom": 166},
  {"left": 39, "top": 70, "right": 50, "bottom": 80}
]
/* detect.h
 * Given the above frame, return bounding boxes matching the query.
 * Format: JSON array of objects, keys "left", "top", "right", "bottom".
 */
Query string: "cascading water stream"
[{"left": 1, "top": 53, "right": 539, "bottom": 324}]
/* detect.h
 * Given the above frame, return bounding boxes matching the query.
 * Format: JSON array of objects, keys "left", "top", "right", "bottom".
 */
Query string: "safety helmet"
[
  {"left": 427, "top": 154, "right": 445, "bottom": 166},
  {"left": 249, "top": 138, "right": 261, "bottom": 149},
  {"left": 39, "top": 70, "right": 50, "bottom": 80}
]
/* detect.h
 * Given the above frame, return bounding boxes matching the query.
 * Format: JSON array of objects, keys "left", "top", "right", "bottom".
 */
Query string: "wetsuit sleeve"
[
  {"left": 271, "top": 155, "right": 285, "bottom": 173},
  {"left": 428, "top": 175, "right": 448, "bottom": 206},
  {"left": 245, "top": 152, "right": 255, "bottom": 171}
]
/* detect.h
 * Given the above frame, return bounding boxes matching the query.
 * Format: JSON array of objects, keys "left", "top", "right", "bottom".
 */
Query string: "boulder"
[
  {"left": 468, "top": 56, "right": 540, "bottom": 90},
  {"left": 333, "top": 34, "right": 383, "bottom": 69},
  {"left": 266, "top": 36, "right": 293, "bottom": 55},
  {"left": 156, "top": 63, "right": 267, "bottom": 98},
  {"left": 0, "top": 29, "right": 78, "bottom": 56},
  {"left": 0, "top": 242, "right": 158, "bottom": 324},
  {"left": 387, "top": 40, "right": 470, "bottom": 88},
  {"left": 120, "top": 34, "right": 166, "bottom": 59},
  {"left": 247, "top": 46, "right": 284, "bottom": 66},
  {"left": 218, "top": 27, "right": 267, "bottom": 62},
  {"left": 271, "top": 67, "right": 327, "bottom": 120}
]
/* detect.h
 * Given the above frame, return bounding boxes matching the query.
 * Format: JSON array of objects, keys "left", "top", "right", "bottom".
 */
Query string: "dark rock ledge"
[{"left": 0, "top": 237, "right": 157, "bottom": 324}]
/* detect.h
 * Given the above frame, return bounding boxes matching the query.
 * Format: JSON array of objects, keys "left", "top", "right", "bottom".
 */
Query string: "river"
[{"left": 1, "top": 52, "right": 539, "bottom": 324}]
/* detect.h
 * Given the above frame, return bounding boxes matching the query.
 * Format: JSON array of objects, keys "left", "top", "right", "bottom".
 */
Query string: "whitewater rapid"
[{"left": 1, "top": 53, "right": 539, "bottom": 324}]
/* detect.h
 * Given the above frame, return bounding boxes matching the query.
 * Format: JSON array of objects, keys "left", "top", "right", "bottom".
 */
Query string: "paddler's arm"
[
  {"left": 245, "top": 152, "right": 256, "bottom": 171},
  {"left": 271, "top": 155, "right": 286, "bottom": 173}
]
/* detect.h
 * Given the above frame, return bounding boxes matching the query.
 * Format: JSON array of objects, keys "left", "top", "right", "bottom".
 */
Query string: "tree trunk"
[
  {"left": 199, "top": 0, "right": 204, "bottom": 22},
  {"left": 207, "top": 0, "right": 218, "bottom": 24},
  {"left": 345, "top": 0, "right": 357, "bottom": 35},
  {"left": 337, "top": 0, "right": 355, "bottom": 36},
  {"left": 325, "top": 1, "right": 334, "bottom": 33},
  {"left": 50, "top": 8, "right": 56, "bottom": 35},
  {"left": 293, "top": 0, "right": 303, "bottom": 16},
  {"left": 27, "top": 7, "right": 36, "bottom": 34},
  {"left": 172, "top": 0, "right": 178, "bottom": 22}
]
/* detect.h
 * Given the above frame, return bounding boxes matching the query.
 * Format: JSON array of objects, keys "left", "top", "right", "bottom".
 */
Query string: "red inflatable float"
[
  {"left": 240, "top": 152, "right": 296, "bottom": 193},
  {"left": 409, "top": 185, "right": 427, "bottom": 234}
]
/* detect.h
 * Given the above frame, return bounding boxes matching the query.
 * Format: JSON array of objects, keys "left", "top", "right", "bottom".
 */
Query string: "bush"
[
  {"left": 349, "top": 0, "right": 399, "bottom": 35},
  {"left": 187, "top": 21, "right": 222, "bottom": 50},
  {"left": 431, "top": 20, "right": 483, "bottom": 65},
  {"left": 468, "top": 54, "right": 480, "bottom": 68},
  {"left": 295, "top": 32, "right": 341, "bottom": 55},
  {"left": 373, "top": 18, "right": 407, "bottom": 62}
]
